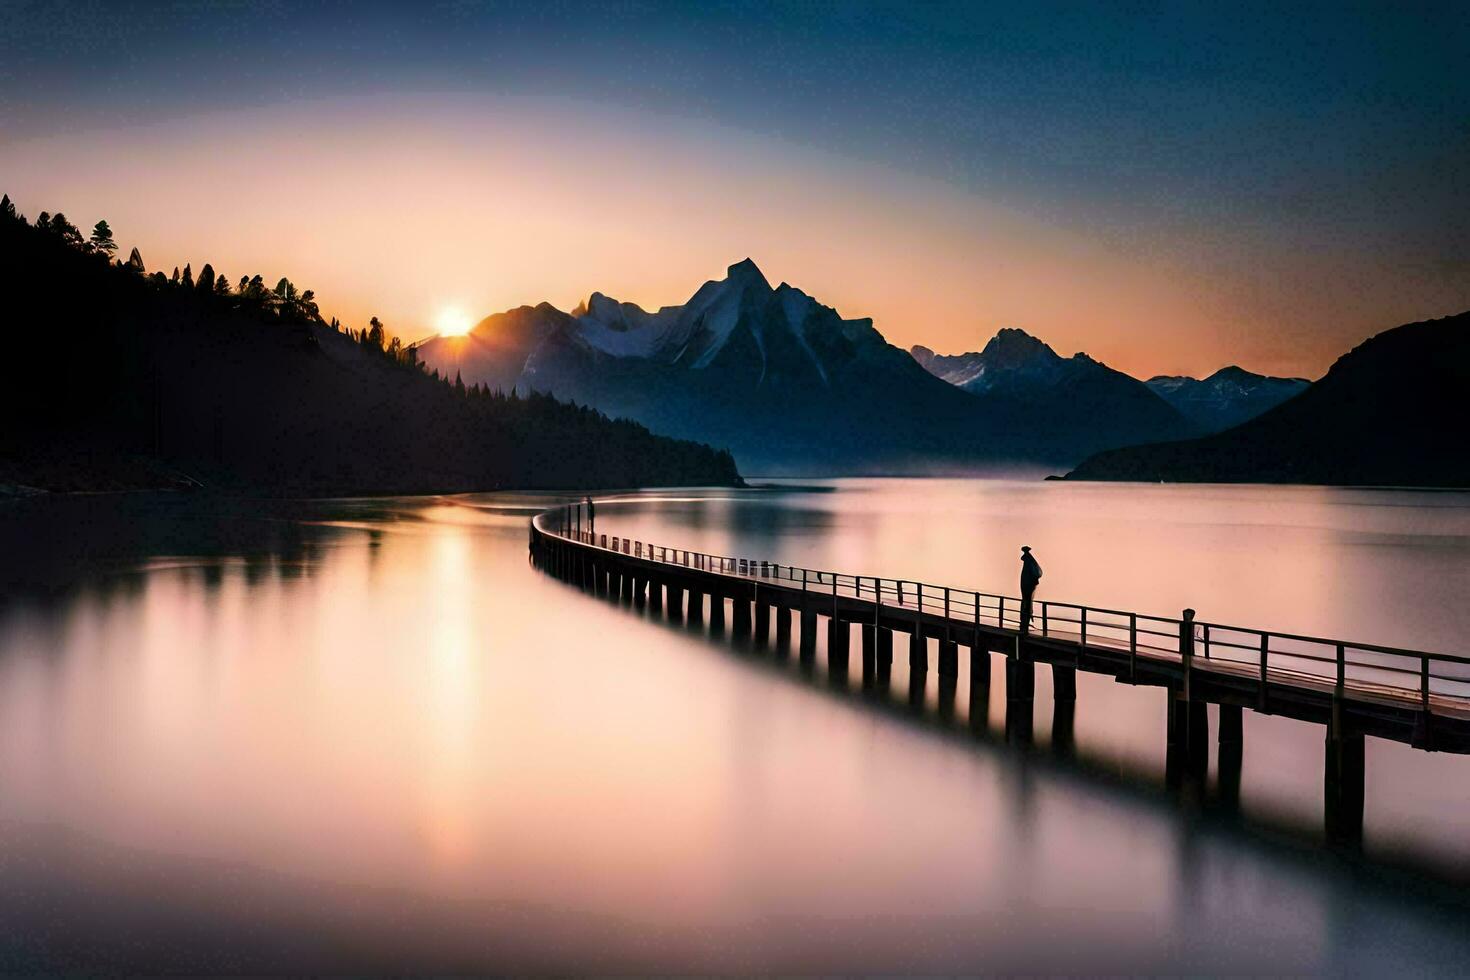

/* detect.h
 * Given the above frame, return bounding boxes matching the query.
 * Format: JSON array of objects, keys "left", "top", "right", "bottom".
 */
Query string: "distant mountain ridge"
[
  {"left": 1146, "top": 366, "right": 1309, "bottom": 432},
  {"left": 910, "top": 330, "right": 1193, "bottom": 443},
  {"left": 1064, "top": 312, "right": 1470, "bottom": 487},
  {"left": 420, "top": 260, "right": 1196, "bottom": 474}
]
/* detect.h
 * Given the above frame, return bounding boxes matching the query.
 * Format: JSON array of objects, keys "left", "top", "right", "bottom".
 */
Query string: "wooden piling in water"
[
  {"left": 970, "top": 646, "right": 990, "bottom": 703},
  {"left": 1052, "top": 664, "right": 1077, "bottom": 701},
  {"left": 800, "top": 609, "right": 817, "bottom": 660},
  {"left": 1324, "top": 714, "right": 1365, "bottom": 847},
  {"left": 733, "top": 594, "right": 752, "bottom": 635},
  {"left": 909, "top": 629, "right": 927, "bottom": 673},
  {"left": 877, "top": 627, "right": 893, "bottom": 669},
  {"left": 1218, "top": 703, "right": 1243, "bottom": 811},
  {"left": 938, "top": 638, "right": 958, "bottom": 678},
  {"left": 1166, "top": 689, "right": 1209, "bottom": 792},
  {"left": 829, "top": 618, "right": 850, "bottom": 676}
]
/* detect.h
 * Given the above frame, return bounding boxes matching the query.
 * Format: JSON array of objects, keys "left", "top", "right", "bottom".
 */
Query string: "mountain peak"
[
  {"left": 980, "top": 327, "right": 1058, "bottom": 368},
  {"left": 726, "top": 258, "right": 771, "bottom": 291},
  {"left": 1204, "top": 365, "right": 1254, "bottom": 383}
]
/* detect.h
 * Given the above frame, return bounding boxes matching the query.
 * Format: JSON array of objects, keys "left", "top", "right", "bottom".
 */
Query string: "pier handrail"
[{"left": 533, "top": 506, "right": 1470, "bottom": 710}]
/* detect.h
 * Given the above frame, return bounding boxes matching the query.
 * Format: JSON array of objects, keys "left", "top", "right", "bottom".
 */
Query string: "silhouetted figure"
[
  {"left": 1019, "top": 546, "right": 1043, "bottom": 632},
  {"left": 585, "top": 496, "right": 595, "bottom": 536}
]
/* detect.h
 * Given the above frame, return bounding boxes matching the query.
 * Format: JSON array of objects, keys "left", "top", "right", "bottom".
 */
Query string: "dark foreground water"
[{"left": 2, "top": 480, "right": 1469, "bottom": 973}]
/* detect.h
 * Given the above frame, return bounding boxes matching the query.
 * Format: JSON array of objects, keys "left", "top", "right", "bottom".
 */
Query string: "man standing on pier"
[
  {"left": 1020, "top": 546, "right": 1042, "bottom": 632},
  {"left": 585, "top": 496, "right": 595, "bottom": 536}
]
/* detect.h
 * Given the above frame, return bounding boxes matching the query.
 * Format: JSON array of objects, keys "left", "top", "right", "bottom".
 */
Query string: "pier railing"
[{"left": 537, "top": 508, "right": 1470, "bottom": 714}]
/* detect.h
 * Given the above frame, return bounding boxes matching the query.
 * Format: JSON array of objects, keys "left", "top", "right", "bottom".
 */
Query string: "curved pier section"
[{"left": 531, "top": 504, "right": 1470, "bottom": 848}]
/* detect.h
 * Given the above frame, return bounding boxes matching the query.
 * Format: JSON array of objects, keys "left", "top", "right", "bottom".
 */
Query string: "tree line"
[
  {"left": 1, "top": 192, "right": 425, "bottom": 371},
  {"left": 0, "top": 191, "right": 742, "bottom": 493}
]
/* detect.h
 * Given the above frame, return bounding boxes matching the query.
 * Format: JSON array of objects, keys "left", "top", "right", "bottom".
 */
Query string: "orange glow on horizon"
[{"left": 1, "top": 94, "right": 1462, "bottom": 381}]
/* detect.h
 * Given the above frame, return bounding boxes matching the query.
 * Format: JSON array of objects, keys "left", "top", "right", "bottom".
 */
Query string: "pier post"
[
  {"left": 908, "top": 669, "right": 926, "bottom": 712},
  {"left": 1052, "top": 699, "right": 1075, "bottom": 757},
  {"left": 938, "top": 673, "right": 957, "bottom": 722},
  {"left": 1052, "top": 664, "right": 1077, "bottom": 701},
  {"left": 775, "top": 606, "right": 792, "bottom": 648},
  {"left": 1005, "top": 637, "right": 1034, "bottom": 746},
  {"left": 648, "top": 577, "right": 663, "bottom": 612},
  {"left": 732, "top": 593, "right": 752, "bottom": 636},
  {"left": 938, "top": 638, "right": 958, "bottom": 679},
  {"left": 1218, "top": 703, "right": 1243, "bottom": 811},
  {"left": 1005, "top": 637, "right": 1034, "bottom": 702},
  {"left": 709, "top": 592, "right": 726, "bottom": 631},
  {"left": 799, "top": 609, "right": 817, "bottom": 666},
  {"left": 970, "top": 647, "right": 990, "bottom": 719},
  {"left": 668, "top": 584, "right": 685, "bottom": 622},
  {"left": 909, "top": 628, "right": 928, "bottom": 673},
  {"left": 754, "top": 600, "right": 770, "bottom": 644},
  {"left": 875, "top": 627, "right": 893, "bottom": 688},
  {"left": 1166, "top": 689, "right": 1209, "bottom": 793},
  {"left": 828, "top": 618, "right": 850, "bottom": 677},
  {"left": 800, "top": 609, "right": 817, "bottom": 647},
  {"left": 861, "top": 624, "right": 877, "bottom": 682},
  {"left": 630, "top": 574, "right": 644, "bottom": 607},
  {"left": 687, "top": 589, "right": 704, "bottom": 624},
  {"left": 1324, "top": 714, "right": 1365, "bottom": 848}
]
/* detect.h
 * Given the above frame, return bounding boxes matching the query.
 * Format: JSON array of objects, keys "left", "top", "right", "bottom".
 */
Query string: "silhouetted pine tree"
[
  {"left": 182, "top": 263, "right": 194, "bottom": 289},
  {"left": 0, "top": 195, "right": 16, "bottom": 222},
  {"left": 197, "top": 263, "right": 216, "bottom": 293},
  {"left": 89, "top": 220, "right": 117, "bottom": 257},
  {"left": 126, "top": 247, "right": 145, "bottom": 273}
]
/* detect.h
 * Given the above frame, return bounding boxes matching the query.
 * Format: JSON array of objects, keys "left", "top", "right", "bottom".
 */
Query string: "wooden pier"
[{"left": 531, "top": 505, "right": 1470, "bottom": 847}]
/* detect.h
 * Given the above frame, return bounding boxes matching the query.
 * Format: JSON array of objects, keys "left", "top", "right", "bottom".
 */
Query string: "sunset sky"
[{"left": 3, "top": 1, "right": 1465, "bottom": 379}]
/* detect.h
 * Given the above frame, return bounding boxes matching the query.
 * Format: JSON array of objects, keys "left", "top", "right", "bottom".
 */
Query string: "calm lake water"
[{"left": 2, "top": 479, "right": 1469, "bottom": 973}]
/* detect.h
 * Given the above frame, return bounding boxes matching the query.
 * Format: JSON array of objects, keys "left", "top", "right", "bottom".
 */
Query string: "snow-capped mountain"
[
  {"left": 418, "top": 260, "right": 1196, "bottom": 474},
  {"left": 1146, "top": 366, "right": 1310, "bottom": 433}
]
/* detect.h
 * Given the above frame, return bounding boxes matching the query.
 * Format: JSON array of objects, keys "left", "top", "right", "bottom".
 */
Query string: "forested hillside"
[{"left": 0, "top": 196, "right": 741, "bottom": 494}]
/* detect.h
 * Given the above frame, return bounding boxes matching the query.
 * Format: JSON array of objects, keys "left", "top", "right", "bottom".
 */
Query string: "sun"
[{"left": 436, "top": 307, "right": 473, "bottom": 338}]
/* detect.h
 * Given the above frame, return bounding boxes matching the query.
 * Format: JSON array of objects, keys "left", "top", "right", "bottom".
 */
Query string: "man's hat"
[{"left": 1021, "top": 546, "right": 1031, "bottom": 553}]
